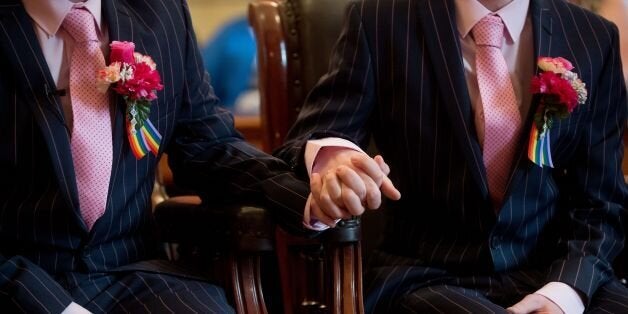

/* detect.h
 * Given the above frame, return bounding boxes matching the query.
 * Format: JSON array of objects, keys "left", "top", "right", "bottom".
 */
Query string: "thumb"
[
  {"left": 381, "top": 176, "right": 401, "bottom": 200},
  {"left": 373, "top": 155, "right": 400, "bottom": 200}
]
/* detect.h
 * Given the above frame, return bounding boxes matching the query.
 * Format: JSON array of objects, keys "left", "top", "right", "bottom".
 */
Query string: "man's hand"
[
  {"left": 309, "top": 147, "right": 400, "bottom": 226},
  {"left": 507, "top": 294, "right": 564, "bottom": 314}
]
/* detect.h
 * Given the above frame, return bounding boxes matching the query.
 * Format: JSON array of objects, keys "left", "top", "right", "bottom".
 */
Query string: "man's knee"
[
  {"left": 397, "top": 285, "right": 507, "bottom": 314},
  {"left": 586, "top": 279, "right": 628, "bottom": 313}
]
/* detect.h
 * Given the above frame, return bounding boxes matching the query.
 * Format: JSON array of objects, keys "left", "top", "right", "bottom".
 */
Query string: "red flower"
[
  {"left": 530, "top": 71, "right": 578, "bottom": 112},
  {"left": 114, "top": 62, "right": 163, "bottom": 101},
  {"left": 110, "top": 41, "right": 135, "bottom": 64}
]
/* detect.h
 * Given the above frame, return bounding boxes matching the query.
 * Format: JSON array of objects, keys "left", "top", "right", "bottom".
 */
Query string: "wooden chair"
[
  {"left": 249, "top": 0, "right": 363, "bottom": 313},
  {"left": 153, "top": 152, "right": 274, "bottom": 314}
]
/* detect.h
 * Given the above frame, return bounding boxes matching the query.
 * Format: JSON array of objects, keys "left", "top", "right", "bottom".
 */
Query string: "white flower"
[
  {"left": 561, "top": 71, "right": 587, "bottom": 105},
  {"left": 119, "top": 64, "right": 134, "bottom": 82}
]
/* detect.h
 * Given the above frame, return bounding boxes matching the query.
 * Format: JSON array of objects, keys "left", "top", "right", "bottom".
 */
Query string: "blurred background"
[
  {"left": 189, "top": 0, "right": 259, "bottom": 117},
  {"left": 189, "top": 0, "right": 248, "bottom": 43}
]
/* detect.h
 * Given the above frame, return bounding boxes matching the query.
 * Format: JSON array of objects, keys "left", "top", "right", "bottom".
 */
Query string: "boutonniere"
[
  {"left": 97, "top": 41, "right": 164, "bottom": 159},
  {"left": 527, "top": 57, "right": 588, "bottom": 168}
]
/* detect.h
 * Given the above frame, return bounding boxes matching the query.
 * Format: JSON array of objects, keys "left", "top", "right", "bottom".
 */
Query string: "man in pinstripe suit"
[
  {"left": 0, "top": 0, "right": 324, "bottom": 312},
  {"left": 275, "top": 0, "right": 628, "bottom": 312}
]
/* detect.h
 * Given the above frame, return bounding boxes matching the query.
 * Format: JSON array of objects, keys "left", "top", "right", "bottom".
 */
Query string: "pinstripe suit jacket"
[
  {"left": 0, "top": 0, "right": 310, "bottom": 305},
  {"left": 275, "top": 0, "right": 627, "bottom": 300}
]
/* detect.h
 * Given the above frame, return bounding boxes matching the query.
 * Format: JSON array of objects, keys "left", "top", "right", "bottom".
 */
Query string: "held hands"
[
  {"left": 309, "top": 147, "right": 401, "bottom": 227},
  {"left": 507, "top": 294, "right": 564, "bottom": 314}
]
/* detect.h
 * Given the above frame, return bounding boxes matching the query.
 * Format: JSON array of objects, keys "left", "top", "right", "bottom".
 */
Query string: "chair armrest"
[
  {"left": 323, "top": 218, "right": 361, "bottom": 243},
  {"left": 154, "top": 196, "right": 274, "bottom": 253}
]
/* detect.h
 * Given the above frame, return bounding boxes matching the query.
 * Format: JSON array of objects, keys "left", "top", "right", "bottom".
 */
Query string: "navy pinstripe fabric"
[
  {"left": 275, "top": 0, "right": 628, "bottom": 312},
  {"left": 0, "top": 0, "right": 311, "bottom": 312}
]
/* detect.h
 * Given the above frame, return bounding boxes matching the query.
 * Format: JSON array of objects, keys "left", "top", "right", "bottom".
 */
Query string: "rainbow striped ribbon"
[
  {"left": 527, "top": 126, "right": 553, "bottom": 168},
  {"left": 128, "top": 119, "right": 162, "bottom": 159}
]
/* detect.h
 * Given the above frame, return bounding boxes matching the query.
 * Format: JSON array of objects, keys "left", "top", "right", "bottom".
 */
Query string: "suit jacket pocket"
[
  {"left": 147, "top": 93, "right": 181, "bottom": 147},
  {"left": 557, "top": 108, "right": 593, "bottom": 127},
  {"left": 547, "top": 109, "right": 592, "bottom": 167}
]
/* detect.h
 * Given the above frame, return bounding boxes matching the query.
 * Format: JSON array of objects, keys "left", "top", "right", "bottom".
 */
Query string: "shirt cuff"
[
  {"left": 304, "top": 137, "right": 363, "bottom": 177},
  {"left": 303, "top": 194, "right": 337, "bottom": 231},
  {"left": 535, "top": 282, "right": 585, "bottom": 314},
  {"left": 62, "top": 302, "right": 92, "bottom": 314},
  {"left": 303, "top": 137, "right": 362, "bottom": 230}
]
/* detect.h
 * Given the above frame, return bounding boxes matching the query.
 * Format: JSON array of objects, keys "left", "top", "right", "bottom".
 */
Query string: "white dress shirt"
[
  {"left": 23, "top": 0, "right": 108, "bottom": 130},
  {"left": 23, "top": 0, "right": 104, "bottom": 312}
]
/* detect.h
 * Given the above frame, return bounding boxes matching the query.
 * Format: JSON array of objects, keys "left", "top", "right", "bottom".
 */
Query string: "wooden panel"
[
  {"left": 249, "top": 0, "right": 291, "bottom": 152},
  {"left": 234, "top": 115, "right": 263, "bottom": 149}
]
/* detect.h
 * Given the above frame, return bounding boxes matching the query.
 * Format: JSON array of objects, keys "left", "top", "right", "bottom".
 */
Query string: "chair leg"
[
  {"left": 329, "top": 243, "right": 364, "bottom": 314},
  {"left": 275, "top": 228, "right": 298, "bottom": 314},
  {"left": 276, "top": 227, "right": 328, "bottom": 314},
  {"left": 276, "top": 226, "right": 364, "bottom": 314},
  {"left": 228, "top": 255, "right": 268, "bottom": 314}
]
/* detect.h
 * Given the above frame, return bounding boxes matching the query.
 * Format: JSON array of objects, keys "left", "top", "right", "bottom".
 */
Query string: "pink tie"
[
  {"left": 473, "top": 15, "right": 522, "bottom": 208},
  {"left": 63, "top": 6, "right": 112, "bottom": 230}
]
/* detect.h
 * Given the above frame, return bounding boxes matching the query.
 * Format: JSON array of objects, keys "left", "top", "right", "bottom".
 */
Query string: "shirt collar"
[
  {"left": 22, "top": 0, "right": 103, "bottom": 37},
  {"left": 454, "top": 0, "right": 530, "bottom": 43}
]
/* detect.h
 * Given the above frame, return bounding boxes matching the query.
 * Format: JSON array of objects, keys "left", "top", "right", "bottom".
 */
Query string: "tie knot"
[
  {"left": 472, "top": 15, "right": 504, "bottom": 48},
  {"left": 62, "top": 6, "right": 99, "bottom": 43}
]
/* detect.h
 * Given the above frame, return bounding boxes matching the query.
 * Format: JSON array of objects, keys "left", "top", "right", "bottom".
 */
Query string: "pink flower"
[
  {"left": 102, "top": 42, "right": 163, "bottom": 101},
  {"left": 114, "top": 62, "right": 163, "bottom": 100},
  {"left": 531, "top": 71, "right": 579, "bottom": 112},
  {"left": 110, "top": 41, "right": 135, "bottom": 64},
  {"left": 537, "top": 57, "right": 574, "bottom": 74}
]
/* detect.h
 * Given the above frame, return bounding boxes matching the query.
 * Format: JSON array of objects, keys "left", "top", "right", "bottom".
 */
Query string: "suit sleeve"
[
  {"left": 165, "top": 0, "right": 312, "bottom": 236},
  {"left": 274, "top": 2, "right": 377, "bottom": 177},
  {"left": 0, "top": 255, "right": 73, "bottom": 313},
  {"left": 547, "top": 22, "right": 627, "bottom": 300}
]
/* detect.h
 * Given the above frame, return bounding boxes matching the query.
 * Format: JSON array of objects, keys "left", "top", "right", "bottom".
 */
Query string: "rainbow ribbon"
[
  {"left": 527, "top": 126, "right": 553, "bottom": 168},
  {"left": 128, "top": 119, "right": 161, "bottom": 159}
]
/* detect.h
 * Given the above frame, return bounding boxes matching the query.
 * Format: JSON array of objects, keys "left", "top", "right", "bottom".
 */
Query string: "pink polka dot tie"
[
  {"left": 473, "top": 15, "right": 522, "bottom": 209},
  {"left": 63, "top": 6, "right": 112, "bottom": 230}
]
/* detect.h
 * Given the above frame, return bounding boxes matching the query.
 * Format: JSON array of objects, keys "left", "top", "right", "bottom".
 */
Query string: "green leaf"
[{"left": 125, "top": 99, "right": 152, "bottom": 130}]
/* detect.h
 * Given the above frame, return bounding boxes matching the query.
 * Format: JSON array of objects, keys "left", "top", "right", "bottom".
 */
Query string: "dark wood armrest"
[
  {"left": 323, "top": 218, "right": 361, "bottom": 243},
  {"left": 154, "top": 196, "right": 274, "bottom": 253}
]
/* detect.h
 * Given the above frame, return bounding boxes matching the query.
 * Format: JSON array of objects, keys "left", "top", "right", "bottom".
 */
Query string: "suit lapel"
[
  {"left": 103, "top": 0, "right": 152, "bottom": 170},
  {"left": 102, "top": 0, "right": 162, "bottom": 177},
  {"left": 94, "top": 0, "right": 159, "bottom": 235},
  {"left": 502, "top": 0, "right": 553, "bottom": 206},
  {"left": 417, "top": 0, "right": 489, "bottom": 198},
  {"left": 0, "top": 3, "right": 80, "bottom": 214},
  {"left": 102, "top": 0, "right": 129, "bottom": 183},
  {"left": 88, "top": 0, "right": 132, "bottom": 235}
]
